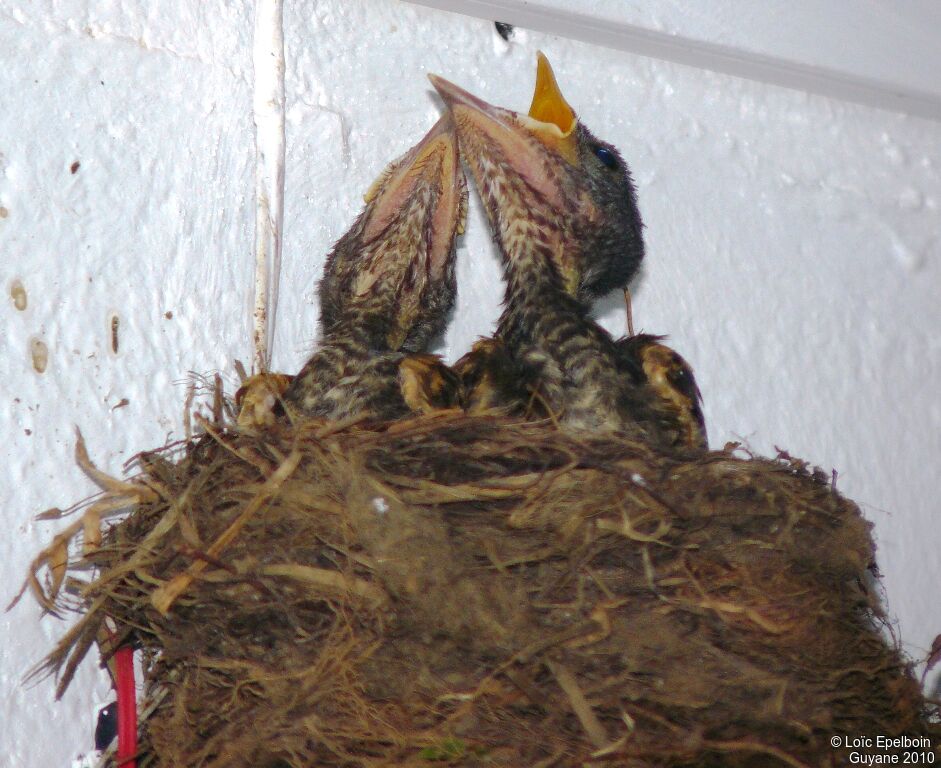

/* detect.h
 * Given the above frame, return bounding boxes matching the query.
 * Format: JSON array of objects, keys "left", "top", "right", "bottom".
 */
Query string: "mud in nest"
[{"left": 22, "top": 412, "right": 939, "bottom": 767}]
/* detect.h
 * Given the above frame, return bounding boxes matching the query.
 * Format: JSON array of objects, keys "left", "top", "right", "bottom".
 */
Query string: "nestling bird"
[
  {"left": 236, "top": 371, "right": 294, "bottom": 428},
  {"left": 434, "top": 54, "right": 706, "bottom": 448},
  {"left": 616, "top": 334, "right": 707, "bottom": 451},
  {"left": 454, "top": 336, "right": 535, "bottom": 415},
  {"left": 456, "top": 331, "right": 708, "bottom": 451},
  {"left": 277, "top": 115, "right": 467, "bottom": 421},
  {"left": 431, "top": 54, "right": 644, "bottom": 433}
]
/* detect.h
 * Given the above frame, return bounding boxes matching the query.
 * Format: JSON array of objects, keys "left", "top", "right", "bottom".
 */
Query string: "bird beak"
[
  {"left": 430, "top": 56, "right": 592, "bottom": 295},
  {"left": 429, "top": 55, "right": 582, "bottom": 215},
  {"left": 360, "top": 115, "right": 466, "bottom": 279},
  {"left": 527, "top": 51, "right": 577, "bottom": 137}
]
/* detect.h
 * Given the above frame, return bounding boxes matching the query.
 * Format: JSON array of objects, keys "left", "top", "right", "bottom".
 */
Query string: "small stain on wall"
[
  {"left": 30, "top": 337, "right": 49, "bottom": 373},
  {"left": 110, "top": 314, "right": 120, "bottom": 354},
  {"left": 0, "top": 206, "right": 8, "bottom": 219},
  {"left": 10, "top": 279, "right": 27, "bottom": 310},
  {"left": 494, "top": 21, "right": 515, "bottom": 41}
]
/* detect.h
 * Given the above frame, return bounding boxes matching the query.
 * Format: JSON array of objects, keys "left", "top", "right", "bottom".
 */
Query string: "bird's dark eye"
[
  {"left": 666, "top": 366, "right": 696, "bottom": 399},
  {"left": 593, "top": 146, "right": 619, "bottom": 169},
  {"left": 667, "top": 367, "right": 686, "bottom": 386}
]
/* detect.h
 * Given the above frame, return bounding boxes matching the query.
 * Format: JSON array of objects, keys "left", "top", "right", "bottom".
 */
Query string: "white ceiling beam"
[{"left": 407, "top": 0, "right": 941, "bottom": 122}]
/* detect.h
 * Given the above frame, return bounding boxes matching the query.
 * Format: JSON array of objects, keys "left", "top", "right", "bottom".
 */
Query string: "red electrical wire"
[{"left": 114, "top": 645, "right": 137, "bottom": 768}]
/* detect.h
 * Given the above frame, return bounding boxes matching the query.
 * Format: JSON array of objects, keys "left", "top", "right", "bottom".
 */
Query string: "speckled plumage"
[
  {"left": 455, "top": 337, "right": 535, "bottom": 415},
  {"left": 432, "top": 62, "right": 644, "bottom": 433},
  {"left": 616, "top": 334, "right": 707, "bottom": 450},
  {"left": 435, "top": 56, "right": 706, "bottom": 448},
  {"left": 283, "top": 116, "right": 466, "bottom": 420},
  {"left": 453, "top": 330, "right": 708, "bottom": 450}
]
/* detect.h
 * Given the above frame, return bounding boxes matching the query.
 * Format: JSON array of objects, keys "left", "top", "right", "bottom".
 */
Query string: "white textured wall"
[{"left": 2, "top": 2, "right": 939, "bottom": 765}]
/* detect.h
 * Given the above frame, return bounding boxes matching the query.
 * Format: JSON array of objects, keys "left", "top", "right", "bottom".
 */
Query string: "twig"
[
  {"left": 183, "top": 378, "right": 196, "bottom": 440},
  {"left": 702, "top": 739, "right": 812, "bottom": 768},
  {"left": 547, "top": 659, "right": 609, "bottom": 748},
  {"left": 258, "top": 564, "right": 388, "bottom": 607},
  {"left": 75, "top": 428, "right": 157, "bottom": 501},
  {"left": 150, "top": 446, "right": 302, "bottom": 615},
  {"left": 623, "top": 288, "right": 634, "bottom": 337},
  {"left": 196, "top": 414, "right": 276, "bottom": 475}
]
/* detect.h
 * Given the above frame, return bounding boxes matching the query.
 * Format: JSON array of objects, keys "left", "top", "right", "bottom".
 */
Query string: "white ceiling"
[{"left": 409, "top": 0, "right": 941, "bottom": 120}]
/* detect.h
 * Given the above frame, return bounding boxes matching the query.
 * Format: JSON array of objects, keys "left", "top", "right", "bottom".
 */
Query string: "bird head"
[
  {"left": 319, "top": 115, "right": 467, "bottom": 351},
  {"left": 621, "top": 334, "right": 707, "bottom": 450},
  {"left": 430, "top": 53, "right": 643, "bottom": 304}
]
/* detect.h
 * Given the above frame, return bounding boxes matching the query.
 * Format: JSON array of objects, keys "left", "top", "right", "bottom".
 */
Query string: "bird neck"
[
  {"left": 495, "top": 230, "right": 589, "bottom": 348},
  {"left": 321, "top": 307, "right": 396, "bottom": 355},
  {"left": 495, "top": 234, "right": 641, "bottom": 433}
]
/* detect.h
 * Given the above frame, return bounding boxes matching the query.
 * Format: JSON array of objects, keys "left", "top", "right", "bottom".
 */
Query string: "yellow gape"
[{"left": 528, "top": 51, "right": 577, "bottom": 135}]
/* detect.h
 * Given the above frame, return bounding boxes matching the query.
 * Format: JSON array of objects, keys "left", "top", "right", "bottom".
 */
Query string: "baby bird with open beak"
[
  {"left": 432, "top": 55, "right": 706, "bottom": 449},
  {"left": 279, "top": 115, "right": 467, "bottom": 421}
]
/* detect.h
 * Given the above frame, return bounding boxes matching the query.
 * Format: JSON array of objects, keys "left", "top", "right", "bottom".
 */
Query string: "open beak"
[
  {"left": 429, "top": 52, "right": 581, "bottom": 213},
  {"left": 527, "top": 51, "right": 577, "bottom": 135}
]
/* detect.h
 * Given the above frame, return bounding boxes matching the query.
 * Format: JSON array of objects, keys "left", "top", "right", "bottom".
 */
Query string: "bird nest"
[{"left": 22, "top": 407, "right": 939, "bottom": 767}]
